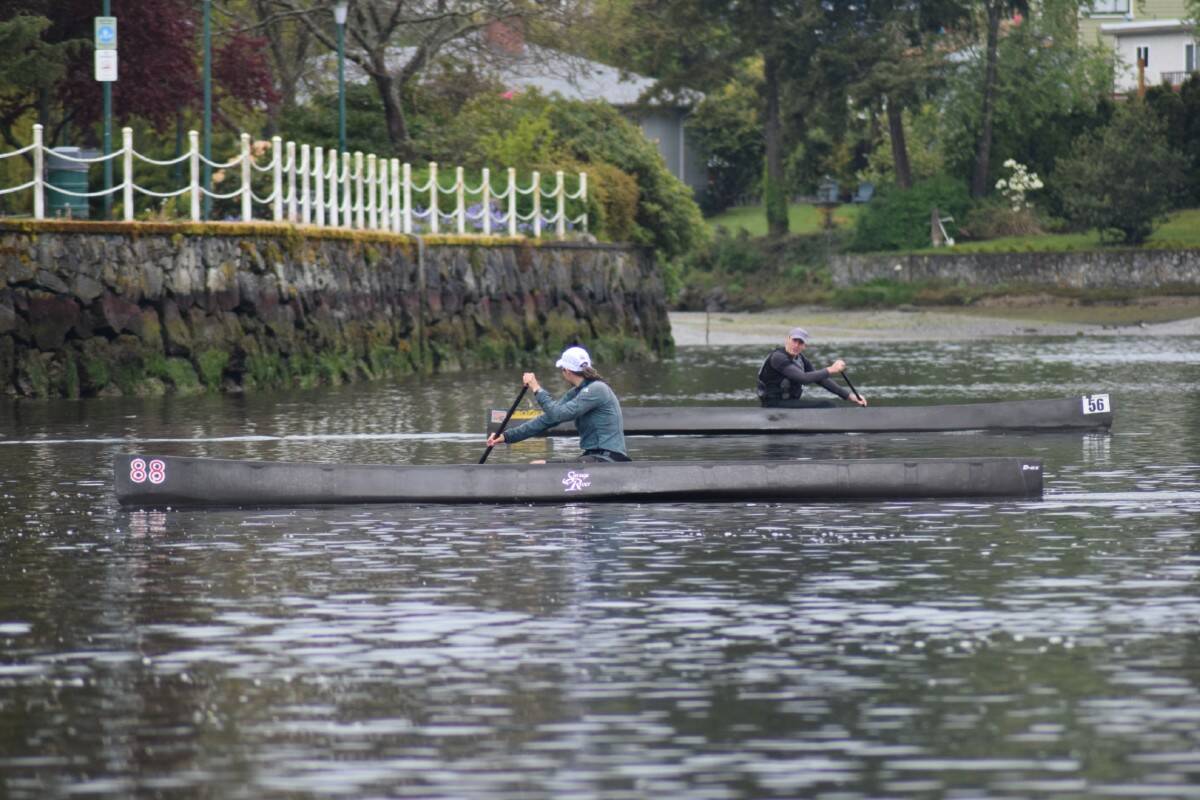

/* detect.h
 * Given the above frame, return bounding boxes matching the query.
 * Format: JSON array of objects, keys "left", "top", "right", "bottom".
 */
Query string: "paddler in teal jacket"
[{"left": 486, "top": 346, "right": 631, "bottom": 462}]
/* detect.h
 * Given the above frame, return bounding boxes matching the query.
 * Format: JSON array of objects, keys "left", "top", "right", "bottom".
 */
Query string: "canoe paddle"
[
  {"left": 842, "top": 371, "right": 863, "bottom": 402},
  {"left": 479, "top": 385, "right": 528, "bottom": 464}
]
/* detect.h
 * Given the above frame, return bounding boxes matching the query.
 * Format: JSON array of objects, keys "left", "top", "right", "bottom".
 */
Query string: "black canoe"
[
  {"left": 486, "top": 395, "right": 1114, "bottom": 436},
  {"left": 115, "top": 454, "right": 1043, "bottom": 507}
]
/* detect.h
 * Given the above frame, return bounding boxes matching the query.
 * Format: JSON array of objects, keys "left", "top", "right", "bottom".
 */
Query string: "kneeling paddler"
[
  {"left": 486, "top": 346, "right": 631, "bottom": 463},
  {"left": 756, "top": 327, "right": 868, "bottom": 408}
]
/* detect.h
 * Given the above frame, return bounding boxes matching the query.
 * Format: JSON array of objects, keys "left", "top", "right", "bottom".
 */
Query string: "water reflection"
[{"left": 1, "top": 334, "right": 1199, "bottom": 798}]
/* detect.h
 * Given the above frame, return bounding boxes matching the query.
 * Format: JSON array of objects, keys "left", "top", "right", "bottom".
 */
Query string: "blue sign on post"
[{"left": 95, "top": 17, "right": 117, "bottom": 50}]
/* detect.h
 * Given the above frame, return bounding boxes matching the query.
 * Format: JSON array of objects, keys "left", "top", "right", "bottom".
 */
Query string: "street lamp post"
[
  {"left": 202, "top": 0, "right": 213, "bottom": 220},
  {"left": 102, "top": 0, "right": 113, "bottom": 219},
  {"left": 334, "top": 1, "right": 349, "bottom": 154}
]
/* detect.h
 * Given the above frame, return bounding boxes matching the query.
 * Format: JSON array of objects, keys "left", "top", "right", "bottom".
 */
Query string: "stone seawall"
[
  {"left": 830, "top": 249, "right": 1200, "bottom": 289},
  {"left": 0, "top": 222, "right": 671, "bottom": 398}
]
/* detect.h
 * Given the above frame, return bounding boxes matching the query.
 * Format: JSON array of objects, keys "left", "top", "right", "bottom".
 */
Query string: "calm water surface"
[{"left": 1, "top": 335, "right": 1199, "bottom": 799}]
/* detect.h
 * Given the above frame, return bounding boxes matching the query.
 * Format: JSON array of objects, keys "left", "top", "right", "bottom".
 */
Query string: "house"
[
  {"left": 1078, "top": 0, "right": 1198, "bottom": 91},
  {"left": 480, "top": 23, "right": 708, "bottom": 196},
  {"left": 339, "top": 22, "right": 708, "bottom": 196}
]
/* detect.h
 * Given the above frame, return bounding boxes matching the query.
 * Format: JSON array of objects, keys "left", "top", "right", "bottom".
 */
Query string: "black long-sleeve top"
[{"left": 756, "top": 348, "right": 850, "bottom": 402}]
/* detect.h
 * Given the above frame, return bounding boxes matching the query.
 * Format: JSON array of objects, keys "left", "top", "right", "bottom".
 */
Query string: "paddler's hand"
[
  {"left": 827, "top": 359, "right": 846, "bottom": 374},
  {"left": 848, "top": 392, "right": 868, "bottom": 407},
  {"left": 522, "top": 372, "right": 541, "bottom": 392},
  {"left": 486, "top": 432, "right": 507, "bottom": 448}
]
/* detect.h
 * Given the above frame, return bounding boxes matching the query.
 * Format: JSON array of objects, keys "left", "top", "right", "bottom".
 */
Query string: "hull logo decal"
[{"left": 562, "top": 471, "right": 591, "bottom": 492}]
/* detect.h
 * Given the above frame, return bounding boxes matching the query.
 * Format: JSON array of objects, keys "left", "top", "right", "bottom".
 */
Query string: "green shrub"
[
  {"left": 1055, "top": 102, "right": 1182, "bottom": 244},
  {"left": 850, "top": 176, "right": 972, "bottom": 252},
  {"left": 437, "top": 90, "right": 708, "bottom": 260},
  {"left": 685, "top": 227, "right": 767, "bottom": 274}
]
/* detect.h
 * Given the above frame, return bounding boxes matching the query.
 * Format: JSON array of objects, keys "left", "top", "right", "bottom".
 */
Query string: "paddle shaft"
[
  {"left": 479, "top": 385, "right": 529, "bottom": 464},
  {"left": 841, "top": 371, "right": 862, "bottom": 401}
]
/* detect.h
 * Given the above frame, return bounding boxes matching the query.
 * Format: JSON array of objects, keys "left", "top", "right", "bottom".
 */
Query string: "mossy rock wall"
[
  {"left": 830, "top": 249, "right": 1200, "bottom": 289},
  {"left": 0, "top": 222, "right": 672, "bottom": 398}
]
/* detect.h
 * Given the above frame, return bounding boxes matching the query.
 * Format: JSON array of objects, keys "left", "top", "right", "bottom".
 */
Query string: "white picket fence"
[{"left": 0, "top": 124, "right": 587, "bottom": 237}]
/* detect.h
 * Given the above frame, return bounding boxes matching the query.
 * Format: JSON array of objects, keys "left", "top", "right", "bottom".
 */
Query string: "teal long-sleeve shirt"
[{"left": 502, "top": 379, "right": 627, "bottom": 455}]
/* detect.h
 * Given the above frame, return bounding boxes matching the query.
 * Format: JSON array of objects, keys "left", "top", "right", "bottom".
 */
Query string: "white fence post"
[
  {"left": 354, "top": 152, "right": 364, "bottom": 229},
  {"left": 555, "top": 170, "right": 565, "bottom": 237},
  {"left": 507, "top": 167, "right": 517, "bottom": 237},
  {"left": 286, "top": 140, "right": 297, "bottom": 222},
  {"left": 189, "top": 130, "right": 200, "bottom": 222},
  {"left": 315, "top": 147, "right": 326, "bottom": 227},
  {"left": 32, "top": 124, "right": 45, "bottom": 220},
  {"left": 329, "top": 150, "right": 340, "bottom": 227},
  {"left": 341, "top": 152, "right": 351, "bottom": 228},
  {"left": 402, "top": 162, "right": 412, "bottom": 234},
  {"left": 482, "top": 167, "right": 491, "bottom": 236},
  {"left": 299, "top": 144, "right": 310, "bottom": 224},
  {"left": 532, "top": 170, "right": 541, "bottom": 238},
  {"left": 240, "top": 133, "right": 252, "bottom": 221},
  {"left": 366, "top": 153, "right": 377, "bottom": 230},
  {"left": 428, "top": 162, "right": 439, "bottom": 234},
  {"left": 272, "top": 135, "right": 283, "bottom": 221},
  {"left": 390, "top": 158, "right": 400, "bottom": 232},
  {"left": 122, "top": 127, "right": 134, "bottom": 221},
  {"left": 580, "top": 171, "right": 588, "bottom": 234},
  {"left": 378, "top": 157, "right": 389, "bottom": 232},
  {"left": 456, "top": 166, "right": 465, "bottom": 235}
]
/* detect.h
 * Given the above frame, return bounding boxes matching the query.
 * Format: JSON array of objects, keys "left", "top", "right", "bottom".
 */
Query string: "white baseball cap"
[
  {"left": 789, "top": 327, "right": 810, "bottom": 342},
  {"left": 555, "top": 346, "right": 592, "bottom": 372}
]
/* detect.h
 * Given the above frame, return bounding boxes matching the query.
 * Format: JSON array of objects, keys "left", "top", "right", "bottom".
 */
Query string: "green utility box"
[{"left": 46, "top": 148, "right": 90, "bottom": 219}]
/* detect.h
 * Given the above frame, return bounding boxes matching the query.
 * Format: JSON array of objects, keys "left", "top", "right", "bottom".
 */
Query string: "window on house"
[
  {"left": 1188, "top": 44, "right": 1196, "bottom": 73},
  {"left": 1087, "top": 0, "right": 1130, "bottom": 14},
  {"left": 1137, "top": 46, "right": 1150, "bottom": 68}
]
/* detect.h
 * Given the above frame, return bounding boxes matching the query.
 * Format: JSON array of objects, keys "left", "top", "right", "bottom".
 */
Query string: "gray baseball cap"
[{"left": 789, "top": 327, "right": 809, "bottom": 342}]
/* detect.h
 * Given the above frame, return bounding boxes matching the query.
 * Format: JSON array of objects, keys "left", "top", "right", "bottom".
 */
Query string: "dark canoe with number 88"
[
  {"left": 114, "top": 454, "right": 1045, "bottom": 507},
  {"left": 485, "top": 395, "right": 1115, "bottom": 436}
]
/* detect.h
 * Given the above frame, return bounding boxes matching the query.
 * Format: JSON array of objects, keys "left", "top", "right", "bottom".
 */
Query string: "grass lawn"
[
  {"left": 909, "top": 208, "right": 1200, "bottom": 253},
  {"left": 707, "top": 205, "right": 1200, "bottom": 250},
  {"left": 707, "top": 203, "right": 863, "bottom": 236}
]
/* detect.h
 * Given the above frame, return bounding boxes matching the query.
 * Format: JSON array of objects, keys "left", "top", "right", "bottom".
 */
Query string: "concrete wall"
[
  {"left": 830, "top": 248, "right": 1200, "bottom": 289},
  {"left": 0, "top": 222, "right": 672, "bottom": 399}
]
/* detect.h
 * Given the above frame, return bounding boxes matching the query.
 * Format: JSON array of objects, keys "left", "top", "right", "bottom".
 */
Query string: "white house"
[
  {"left": 1078, "top": 0, "right": 1197, "bottom": 91},
  {"left": 1101, "top": 18, "right": 1198, "bottom": 91}
]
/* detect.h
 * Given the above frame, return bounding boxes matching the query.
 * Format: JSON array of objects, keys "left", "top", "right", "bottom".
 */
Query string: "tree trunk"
[
  {"left": 763, "top": 51, "right": 788, "bottom": 237},
  {"left": 886, "top": 97, "right": 912, "bottom": 190},
  {"left": 374, "top": 72, "right": 411, "bottom": 151},
  {"left": 972, "top": 2, "right": 1003, "bottom": 199}
]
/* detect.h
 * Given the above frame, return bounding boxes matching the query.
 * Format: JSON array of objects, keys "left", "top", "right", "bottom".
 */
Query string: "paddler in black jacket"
[{"left": 756, "top": 327, "right": 868, "bottom": 408}]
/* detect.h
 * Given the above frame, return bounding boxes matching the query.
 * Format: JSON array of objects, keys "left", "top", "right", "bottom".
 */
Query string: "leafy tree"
[
  {"left": 1145, "top": 75, "right": 1200, "bottom": 207},
  {"left": 847, "top": 0, "right": 971, "bottom": 191},
  {"left": 0, "top": 7, "right": 85, "bottom": 150},
  {"left": 686, "top": 61, "right": 764, "bottom": 213},
  {"left": 268, "top": 0, "right": 585, "bottom": 154},
  {"left": 0, "top": 0, "right": 275, "bottom": 149},
  {"left": 941, "top": 7, "right": 1114, "bottom": 202},
  {"left": 621, "top": 0, "right": 863, "bottom": 237},
  {"left": 1054, "top": 102, "right": 1181, "bottom": 244}
]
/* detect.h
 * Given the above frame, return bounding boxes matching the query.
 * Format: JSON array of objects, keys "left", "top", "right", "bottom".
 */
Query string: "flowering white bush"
[{"left": 994, "top": 158, "right": 1043, "bottom": 212}]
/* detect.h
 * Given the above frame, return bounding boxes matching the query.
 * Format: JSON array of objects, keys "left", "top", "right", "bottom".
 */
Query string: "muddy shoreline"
[{"left": 670, "top": 304, "right": 1200, "bottom": 346}]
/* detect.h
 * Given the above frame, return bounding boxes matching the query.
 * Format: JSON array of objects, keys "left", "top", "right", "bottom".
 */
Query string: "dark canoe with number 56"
[
  {"left": 485, "top": 395, "right": 1114, "bottom": 437},
  {"left": 114, "top": 454, "right": 1044, "bottom": 508}
]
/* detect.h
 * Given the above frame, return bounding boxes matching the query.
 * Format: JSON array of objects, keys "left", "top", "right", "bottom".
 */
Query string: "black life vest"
[{"left": 756, "top": 347, "right": 810, "bottom": 401}]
